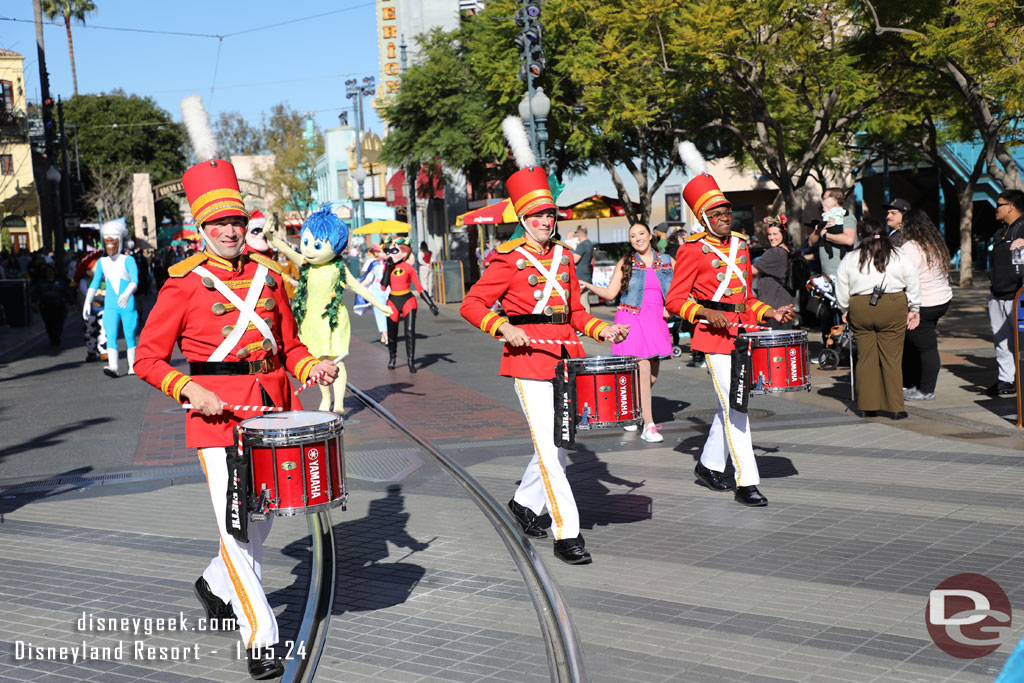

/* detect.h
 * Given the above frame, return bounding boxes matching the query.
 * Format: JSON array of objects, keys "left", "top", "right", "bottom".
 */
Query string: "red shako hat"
[
  {"left": 683, "top": 173, "right": 731, "bottom": 219},
  {"left": 506, "top": 167, "right": 556, "bottom": 220},
  {"left": 182, "top": 159, "right": 249, "bottom": 227}
]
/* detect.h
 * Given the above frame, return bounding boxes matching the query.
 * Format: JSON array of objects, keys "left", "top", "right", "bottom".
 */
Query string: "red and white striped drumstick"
[
  {"left": 182, "top": 403, "right": 286, "bottom": 413},
  {"left": 529, "top": 338, "right": 583, "bottom": 345},
  {"left": 697, "top": 321, "right": 771, "bottom": 332},
  {"left": 293, "top": 353, "right": 348, "bottom": 396}
]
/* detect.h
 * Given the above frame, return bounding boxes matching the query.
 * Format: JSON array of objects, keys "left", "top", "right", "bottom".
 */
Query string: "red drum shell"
[
  {"left": 240, "top": 411, "right": 346, "bottom": 516},
  {"left": 743, "top": 330, "right": 811, "bottom": 394},
  {"left": 567, "top": 355, "right": 643, "bottom": 430}
]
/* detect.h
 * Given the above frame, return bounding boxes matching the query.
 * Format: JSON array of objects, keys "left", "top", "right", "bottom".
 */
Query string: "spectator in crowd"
[
  {"left": 581, "top": 223, "right": 674, "bottom": 443},
  {"left": 808, "top": 187, "right": 857, "bottom": 278},
  {"left": 836, "top": 220, "right": 921, "bottom": 419},
  {"left": 885, "top": 198, "right": 911, "bottom": 246},
  {"left": 572, "top": 226, "right": 594, "bottom": 313},
  {"left": 32, "top": 263, "right": 73, "bottom": 345},
  {"left": 900, "top": 209, "right": 953, "bottom": 400},
  {"left": 986, "top": 190, "right": 1024, "bottom": 396},
  {"left": 418, "top": 240, "right": 433, "bottom": 297},
  {"left": 751, "top": 215, "right": 798, "bottom": 330},
  {"left": 652, "top": 223, "right": 670, "bottom": 252},
  {"left": 563, "top": 228, "right": 580, "bottom": 250}
]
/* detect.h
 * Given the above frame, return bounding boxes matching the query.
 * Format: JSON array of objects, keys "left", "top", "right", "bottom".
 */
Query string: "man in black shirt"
[
  {"left": 573, "top": 226, "right": 594, "bottom": 313},
  {"left": 987, "top": 190, "right": 1024, "bottom": 396}
]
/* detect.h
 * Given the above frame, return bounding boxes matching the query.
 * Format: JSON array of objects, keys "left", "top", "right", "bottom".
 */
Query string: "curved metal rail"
[
  {"left": 282, "top": 508, "right": 336, "bottom": 683},
  {"left": 346, "top": 382, "right": 589, "bottom": 683}
]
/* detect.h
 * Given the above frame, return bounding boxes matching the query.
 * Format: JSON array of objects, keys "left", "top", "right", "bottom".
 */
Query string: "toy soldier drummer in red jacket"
[
  {"left": 664, "top": 170, "right": 793, "bottom": 508},
  {"left": 134, "top": 130, "right": 338, "bottom": 676},
  {"left": 460, "top": 119, "right": 629, "bottom": 565}
]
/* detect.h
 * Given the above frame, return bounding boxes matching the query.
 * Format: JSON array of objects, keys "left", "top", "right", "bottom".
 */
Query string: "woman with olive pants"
[{"left": 836, "top": 222, "right": 921, "bottom": 418}]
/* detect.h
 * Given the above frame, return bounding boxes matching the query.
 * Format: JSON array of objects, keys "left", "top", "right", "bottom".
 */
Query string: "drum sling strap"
[
  {"left": 552, "top": 353, "right": 577, "bottom": 449},
  {"left": 730, "top": 336, "right": 752, "bottom": 414},
  {"left": 224, "top": 386, "right": 277, "bottom": 542}
]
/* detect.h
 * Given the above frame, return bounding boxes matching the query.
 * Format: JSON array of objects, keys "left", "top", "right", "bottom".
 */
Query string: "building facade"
[{"left": 0, "top": 49, "right": 42, "bottom": 254}]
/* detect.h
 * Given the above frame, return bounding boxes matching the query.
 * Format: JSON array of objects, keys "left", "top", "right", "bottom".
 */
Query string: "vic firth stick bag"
[{"left": 729, "top": 335, "right": 752, "bottom": 414}]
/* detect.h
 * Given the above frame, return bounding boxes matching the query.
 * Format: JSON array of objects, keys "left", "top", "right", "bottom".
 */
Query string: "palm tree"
[{"left": 40, "top": 0, "right": 97, "bottom": 97}]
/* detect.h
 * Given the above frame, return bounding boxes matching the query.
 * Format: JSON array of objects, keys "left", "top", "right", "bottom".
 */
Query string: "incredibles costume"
[
  {"left": 382, "top": 237, "right": 438, "bottom": 372},
  {"left": 134, "top": 152, "right": 319, "bottom": 666},
  {"left": 664, "top": 171, "right": 773, "bottom": 505},
  {"left": 460, "top": 161, "right": 609, "bottom": 562}
]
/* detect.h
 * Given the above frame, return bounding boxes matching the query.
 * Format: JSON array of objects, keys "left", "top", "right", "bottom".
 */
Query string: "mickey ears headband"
[{"left": 762, "top": 215, "right": 789, "bottom": 229}]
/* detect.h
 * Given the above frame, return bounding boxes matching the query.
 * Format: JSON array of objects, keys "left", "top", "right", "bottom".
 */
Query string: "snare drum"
[
  {"left": 239, "top": 411, "right": 347, "bottom": 516},
  {"left": 742, "top": 330, "right": 811, "bottom": 394},
  {"left": 567, "top": 355, "right": 643, "bottom": 430}
]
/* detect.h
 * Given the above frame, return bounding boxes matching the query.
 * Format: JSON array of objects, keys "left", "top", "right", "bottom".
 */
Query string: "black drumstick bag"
[
  {"left": 730, "top": 336, "right": 752, "bottom": 414},
  {"left": 225, "top": 428, "right": 250, "bottom": 543},
  {"left": 552, "top": 361, "right": 577, "bottom": 449}
]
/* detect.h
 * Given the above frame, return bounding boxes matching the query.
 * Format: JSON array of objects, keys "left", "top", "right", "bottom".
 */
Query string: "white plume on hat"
[
  {"left": 502, "top": 116, "right": 537, "bottom": 169},
  {"left": 180, "top": 94, "right": 218, "bottom": 162},
  {"left": 678, "top": 141, "right": 707, "bottom": 176}
]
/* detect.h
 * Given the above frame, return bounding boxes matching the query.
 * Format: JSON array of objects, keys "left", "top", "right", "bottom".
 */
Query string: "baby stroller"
[{"left": 805, "top": 275, "right": 856, "bottom": 371}]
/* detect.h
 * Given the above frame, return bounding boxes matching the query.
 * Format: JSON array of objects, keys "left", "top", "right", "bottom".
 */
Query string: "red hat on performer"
[
  {"left": 678, "top": 140, "right": 731, "bottom": 220},
  {"left": 502, "top": 116, "right": 555, "bottom": 220},
  {"left": 180, "top": 94, "right": 248, "bottom": 228}
]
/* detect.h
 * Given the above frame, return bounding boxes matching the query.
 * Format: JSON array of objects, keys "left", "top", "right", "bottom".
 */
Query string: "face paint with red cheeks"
[
  {"left": 207, "top": 226, "right": 223, "bottom": 238},
  {"left": 531, "top": 218, "right": 542, "bottom": 228}
]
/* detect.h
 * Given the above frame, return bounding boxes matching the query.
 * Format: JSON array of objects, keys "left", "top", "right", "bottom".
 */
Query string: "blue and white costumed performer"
[{"left": 83, "top": 220, "right": 139, "bottom": 377}]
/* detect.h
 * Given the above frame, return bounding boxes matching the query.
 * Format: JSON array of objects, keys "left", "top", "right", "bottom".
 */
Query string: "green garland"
[{"left": 290, "top": 259, "right": 348, "bottom": 330}]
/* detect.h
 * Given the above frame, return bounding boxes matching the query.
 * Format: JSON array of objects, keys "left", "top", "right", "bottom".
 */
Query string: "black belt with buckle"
[
  {"left": 189, "top": 358, "right": 281, "bottom": 375},
  {"left": 695, "top": 299, "right": 746, "bottom": 313},
  {"left": 507, "top": 313, "right": 569, "bottom": 325}
]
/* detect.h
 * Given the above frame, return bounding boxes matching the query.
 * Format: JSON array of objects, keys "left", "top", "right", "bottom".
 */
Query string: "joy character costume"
[
  {"left": 83, "top": 219, "right": 139, "bottom": 377},
  {"left": 269, "top": 204, "right": 389, "bottom": 412}
]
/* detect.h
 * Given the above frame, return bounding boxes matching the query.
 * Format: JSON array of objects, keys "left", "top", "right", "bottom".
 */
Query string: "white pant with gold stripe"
[
  {"left": 702, "top": 353, "right": 761, "bottom": 487},
  {"left": 512, "top": 378, "right": 579, "bottom": 541},
  {"left": 197, "top": 447, "right": 278, "bottom": 650}
]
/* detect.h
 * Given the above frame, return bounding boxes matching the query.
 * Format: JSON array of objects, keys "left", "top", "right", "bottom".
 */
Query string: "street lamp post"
[
  {"left": 518, "top": 87, "right": 551, "bottom": 168},
  {"left": 345, "top": 77, "right": 376, "bottom": 229},
  {"left": 45, "top": 164, "right": 64, "bottom": 268}
]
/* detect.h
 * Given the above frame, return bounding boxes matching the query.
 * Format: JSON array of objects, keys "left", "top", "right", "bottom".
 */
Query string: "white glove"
[
  {"left": 117, "top": 282, "right": 137, "bottom": 308},
  {"left": 83, "top": 288, "right": 96, "bottom": 320}
]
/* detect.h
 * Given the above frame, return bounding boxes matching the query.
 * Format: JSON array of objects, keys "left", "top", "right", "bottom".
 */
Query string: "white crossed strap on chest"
[
  {"left": 193, "top": 264, "right": 278, "bottom": 362},
  {"left": 701, "top": 236, "right": 747, "bottom": 302},
  {"left": 515, "top": 244, "right": 566, "bottom": 314}
]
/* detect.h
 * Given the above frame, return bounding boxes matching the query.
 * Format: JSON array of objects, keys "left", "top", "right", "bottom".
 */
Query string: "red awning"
[{"left": 384, "top": 166, "right": 446, "bottom": 207}]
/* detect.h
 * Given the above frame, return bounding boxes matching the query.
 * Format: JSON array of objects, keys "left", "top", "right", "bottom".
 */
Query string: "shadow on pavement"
[
  {"left": 568, "top": 446, "right": 653, "bottom": 529},
  {"left": 0, "top": 360, "right": 82, "bottom": 382},
  {"left": 413, "top": 352, "right": 456, "bottom": 371},
  {"left": 0, "top": 466, "right": 94, "bottom": 520},
  {"left": 0, "top": 417, "right": 115, "bottom": 462},
  {"left": 271, "top": 486, "right": 429, "bottom": 624},
  {"left": 672, "top": 432, "right": 799, "bottom": 486},
  {"left": 652, "top": 394, "right": 689, "bottom": 423}
]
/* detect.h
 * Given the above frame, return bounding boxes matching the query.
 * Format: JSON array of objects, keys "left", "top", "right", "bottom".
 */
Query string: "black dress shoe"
[
  {"left": 193, "top": 577, "right": 236, "bottom": 623},
  {"left": 508, "top": 499, "right": 547, "bottom": 538},
  {"left": 987, "top": 381, "right": 1016, "bottom": 396},
  {"left": 103, "top": 367, "right": 118, "bottom": 378},
  {"left": 247, "top": 648, "right": 284, "bottom": 680},
  {"left": 553, "top": 535, "right": 592, "bottom": 565},
  {"left": 889, "top": 411, "right": 908, "bottom": 420},
  {"left": 387, "top": 354, "right": 396, "bottom": 370},
  {"left": 854, "top": 409, "right": 877, "bottom": 418},
  {"left": 735, "top": 485, "right": 768, "bottom": 507},
  {"left": 694, "top": 462, "right": 731, "bottom": 491}
]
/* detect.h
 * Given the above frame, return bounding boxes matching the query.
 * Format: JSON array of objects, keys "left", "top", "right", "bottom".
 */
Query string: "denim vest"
[{"left": 619, "top": 253, "right": 673, "bottom": 311}]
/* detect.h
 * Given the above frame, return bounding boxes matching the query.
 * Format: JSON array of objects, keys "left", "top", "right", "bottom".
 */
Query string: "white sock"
[{"left": 126, "top": 348, "right": 136, "bottom": 375}]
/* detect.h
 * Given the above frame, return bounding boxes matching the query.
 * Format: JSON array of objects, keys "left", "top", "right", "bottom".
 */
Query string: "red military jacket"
[
  {"left": 665, "top": 230, "right": 771, "bottom": 354},
  {"left": 460, "top": 237, "right": 608, "bottom": 380},
  {"left": 135, "top": 250, "right": 319, "bottom": 448}
]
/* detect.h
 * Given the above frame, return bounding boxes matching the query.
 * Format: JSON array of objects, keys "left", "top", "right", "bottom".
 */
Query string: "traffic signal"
[{"left": 514, "top": 0, "right": 545, "bottom": 83}]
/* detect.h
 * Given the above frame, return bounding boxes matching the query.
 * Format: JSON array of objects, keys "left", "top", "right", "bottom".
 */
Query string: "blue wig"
[{"left": 301, "top": 203, "right": 348, "bottom": 255}]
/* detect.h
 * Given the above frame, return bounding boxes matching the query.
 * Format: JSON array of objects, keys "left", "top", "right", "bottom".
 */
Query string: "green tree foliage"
[
  {"left": 254, "top": 103, "right": 323, "bottom": 221},
  {"left": 41, "top": 0, "right": 97, "bottom": 97},
  {"left": 62, "top": 92, "right": 185, "bottom": 222},
  {"left": 215, "top": 111, "right": 267, "bottom": 157},
  {"left": 671, "top": 1, "right": 903, "bottom": 220}
]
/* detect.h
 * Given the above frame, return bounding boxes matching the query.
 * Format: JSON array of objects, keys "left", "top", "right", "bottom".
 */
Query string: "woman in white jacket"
[{"left": 836, "top": 220, "right": 921, "bottom": 419}]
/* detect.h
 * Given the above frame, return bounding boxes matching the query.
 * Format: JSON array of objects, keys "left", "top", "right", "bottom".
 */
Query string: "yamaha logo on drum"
[
  {"left": 788, "top": 347, "right": 799, "bottom": 383},
  {"left": 618, "top": 375, "right": 629, "bottom": 417},
  {"left": 307, "top": 447, "right": 322, "bottom": 499}
]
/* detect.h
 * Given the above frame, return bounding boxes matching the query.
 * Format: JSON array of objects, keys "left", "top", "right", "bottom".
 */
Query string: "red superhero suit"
[{"left": 381, "top": 237, "right": 438, "bottom": 372}]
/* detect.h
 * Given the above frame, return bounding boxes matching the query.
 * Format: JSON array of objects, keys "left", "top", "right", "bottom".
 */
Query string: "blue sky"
[{"left": 1, "top": 0, "right": 385, "bottom": 136}]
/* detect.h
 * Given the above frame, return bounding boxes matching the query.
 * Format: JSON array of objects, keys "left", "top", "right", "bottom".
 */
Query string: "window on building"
[
  {"left": 0, "top": 154, "right": 13, "bottom": 175},
  {"left": 0, "top": 81, "right": 13, "bottom": 115},
  {"left": 336, "top": 170, "right": 349, "bottom": 201}
]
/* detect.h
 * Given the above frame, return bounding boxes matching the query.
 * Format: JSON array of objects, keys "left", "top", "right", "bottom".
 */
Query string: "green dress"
[{"left": 297, "top": 262, "right": 350, "bottom": 358}]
